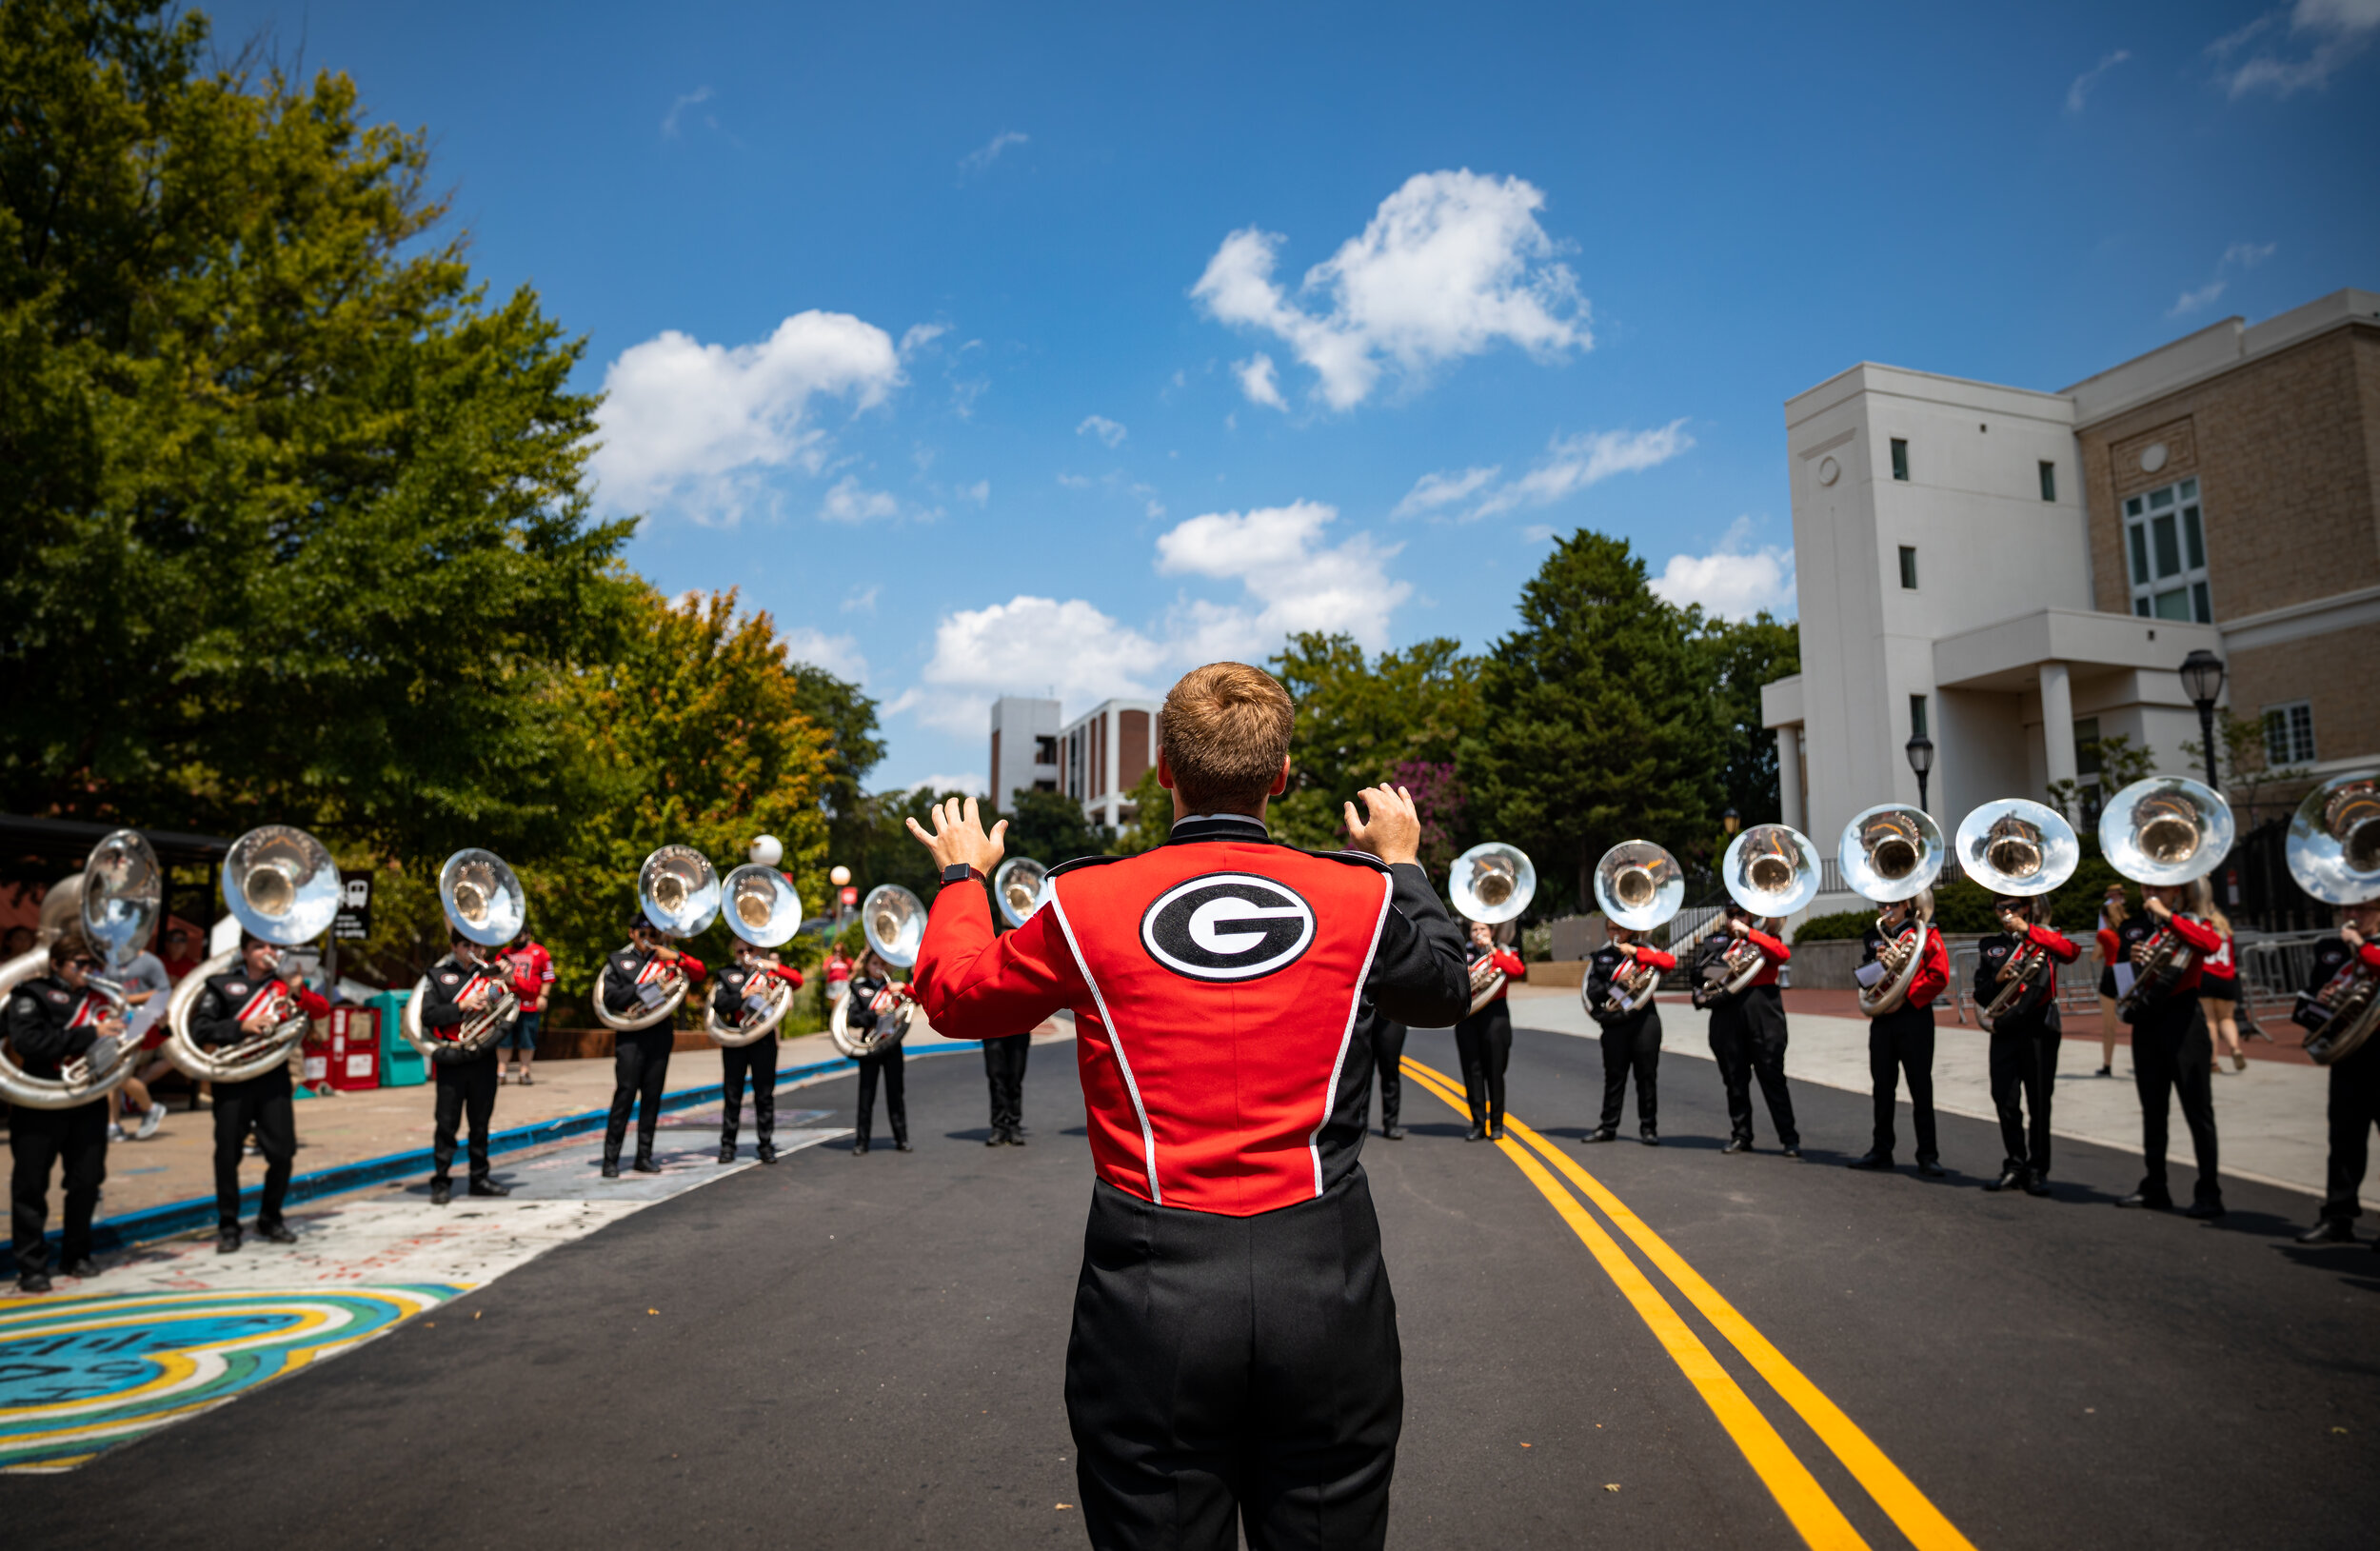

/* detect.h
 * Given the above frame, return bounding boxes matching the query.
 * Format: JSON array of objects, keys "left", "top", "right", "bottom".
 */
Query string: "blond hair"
[{"left": 1160, "top": 663, "right": 1296, "bottom": 813}]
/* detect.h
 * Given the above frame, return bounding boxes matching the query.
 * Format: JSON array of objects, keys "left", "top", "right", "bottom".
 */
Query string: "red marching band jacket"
[{"left": 916, "top": 831, "right": 1462, "bottom": 1218}]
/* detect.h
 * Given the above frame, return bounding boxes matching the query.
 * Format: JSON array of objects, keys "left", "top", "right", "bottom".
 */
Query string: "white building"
[
  {"left": 1058, "top": 699, "right": 1160, "bottom": 831},
  {"left": 987, "top": 696, "right": 1061, "bottom": 812}
]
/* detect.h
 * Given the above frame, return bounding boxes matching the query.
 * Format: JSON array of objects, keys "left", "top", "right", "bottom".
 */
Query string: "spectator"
[
  {"left": 3, "top": 925, "right": 33, "bottom": 962},
  {"left": 159, "top": 924, "right": 204, "bottom": 983},
  {"left": 2093, "top": 885, "right": 2129, "bottom": 1078},
  {"left": 2199, "top": 906, "right": 2245, "bottom": 1073},
  {"left": 108, "top": 945, "right": 174, "bottom": 1140},
  {"left": 825, "top": 945, "right": 853, "bottom": 1008},
  {"left": 498, "top": 928, "right": 556, "bottom": 1084}
]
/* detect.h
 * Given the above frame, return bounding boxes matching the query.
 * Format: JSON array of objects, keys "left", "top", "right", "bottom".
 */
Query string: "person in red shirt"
[
  {"left": 497, "top": 929, "right": 556, "bottom": 1086},
  {"left": 2114, "top": 877, "right": 2227, "bottom": 1217},
  {"left": 1848, "top": 890, "right": 1951, "bottom": 1176},
  {"left": 1455, "top": 920, "right": 1528, "bottom": 1141},
  {"left": 905, "top": 662, "right": 1467, "bottom": 1551},
  {"left": 2092, "top": 885, "right": 2130, "bottom": 1077}
]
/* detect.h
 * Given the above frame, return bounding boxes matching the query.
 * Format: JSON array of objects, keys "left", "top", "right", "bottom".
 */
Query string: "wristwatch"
[{"left": 942, "top": 863, "right": 984, "bottom": 885}]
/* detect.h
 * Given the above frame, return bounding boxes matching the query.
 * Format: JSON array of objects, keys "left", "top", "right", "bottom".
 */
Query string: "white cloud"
[
  {"left": 2170, "top": 281, "right": 2228, "bottom": 317},
  {"left": 2065, "top": 50, "right": 2132, "bottom": 112},
  {"left": 1077, "top": 414, "right": 1128, "bottom": 447},
  {"left": 819, "top": 476, "right": 901, "bottom": 524},
  {"left": 2224, "top": 240, "right": 2279, "bottom": 268},
  {"left": 2168, "top": 240, "right": 2277, "bottom": 317},
  {"left": 662, "top": 86, "right": 712, "bottom": 137},
  {"left": 1191, "top": 169, "right": 1588, "bottom": 411},
  {"left": 900, "top": 323, "right": 949, "bottom": 355},
  {"left": 842, "top": 584, "right": 880, "bottom": 615},
  {"left": 1400, "top": 421, "right": 1694, "bottom": 524},
  {"left": 2212, "top": 0, "right": 2380, "bottom": 95},
  {"left": 960, "top": 479, "right": 990, "bottom": 505},
  {"left": 904, "top": 771, "right": 989, "bottom": 797},
  {"left": 897, "top": 597, "right": 1171, "bottom": 734},
  {"left": 779, "top": 626, "right": 869, "bottom": 686},
  {"left": 591, "top": 312, "right": 902, "bottom": 522},
  {"left": 960, "top": 130, "right": 1029, "bottom": 174},
  {"left": 1648, "top": 517, "right": 1797, "bottom": 622},
  {"left": 1156, "top": 501, "right": 1410, "bottom": 657},
  {"left": 1234, "top": 353, "right": 1288, "bottom": 410}
]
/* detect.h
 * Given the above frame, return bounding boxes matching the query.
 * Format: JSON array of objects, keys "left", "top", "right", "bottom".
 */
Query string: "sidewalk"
[{"left": 1501, "top": 984, "right": 2333, "bottom": 1201}]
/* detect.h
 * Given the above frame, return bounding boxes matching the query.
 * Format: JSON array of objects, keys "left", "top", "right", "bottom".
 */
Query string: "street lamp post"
[
  {"left": 2179, "top": 648, "right": 2226, "bottom": 792},
  {"left": 1905, "top": 734, "right": 1935, "bottom": 815}
]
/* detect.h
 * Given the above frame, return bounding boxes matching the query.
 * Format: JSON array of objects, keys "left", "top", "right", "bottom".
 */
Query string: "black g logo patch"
[{"left": 1140, "top": 874, "right": 1316, "bottom": 982}]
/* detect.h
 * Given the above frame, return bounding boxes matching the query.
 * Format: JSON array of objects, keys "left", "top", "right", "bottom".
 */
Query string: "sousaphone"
[
  {"left": 1590, "top": 840, "right": 1682, "bottom": 1016},
  {"left": 2284, "top": 772, "right": 2380, "bottom": 1063},
  {"left": 594, "top": 845, "right": 723, "bottom": 1033},
  {"left": 1699, "top": 823, "right": 1822, "bottom": 1004},
  {"left": 831, "top": 884, "right": 922, "bottom": 1058},
  {"left": 166, "top": 825, "right": 338, "bottom": 1084},
  {"left": 0, "top": 830, "right": 158, "bottom": 1109},
  {"left": 1957, "top": 799, "right": 2080, "bottom": 1030},
  {"left": 1450, "top": 842, "right": 1536, "bottom": 1015},
  {"left": 1839, "top": 804, "right": 1946, "bottom": 1017},
  {"left": 399, "top": 848, "right": 528, "bottom": 1059},
  {"left": 707, "top": 852, "right": 805, "bottom": 1048},
  {"left": 992, "top": 856, "right": 1050, "bottom": 928},
  {"left": 2099, "top": 776, "right": 2234, "bottom": 1018}
]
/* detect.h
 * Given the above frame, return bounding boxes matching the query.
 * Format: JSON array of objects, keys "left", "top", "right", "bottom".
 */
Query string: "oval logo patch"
[{"left": 1140, "top": 873, "right": 1316, "bottom": 982}]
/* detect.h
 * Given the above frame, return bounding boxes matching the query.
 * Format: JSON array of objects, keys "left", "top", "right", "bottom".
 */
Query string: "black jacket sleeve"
[
  {"left": 193, "top": 976, "right": 244, "bottom": 1048},
  {"left": 5, "top": 982, "right": 93, "bottom": 1066},
  {"left": 1585, "top": 948, "right": 1618, "bottom": 1024},
  {"left": 712, "top": 967, "right": 748, "bottom": 1019},
  {"left": 602, "top": 945, "right": 648, "bottom": 1015},
  {"left": 418, "top": 961, "right": 468, "bottom": 1031},
  {"left": 1359, "top": 862, "right": 1469, "bottom": 1029}
]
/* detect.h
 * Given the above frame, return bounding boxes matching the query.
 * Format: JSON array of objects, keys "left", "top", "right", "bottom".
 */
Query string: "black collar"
[{"left": 1168, "top": 812, "right": 1272, "bottom": 845}]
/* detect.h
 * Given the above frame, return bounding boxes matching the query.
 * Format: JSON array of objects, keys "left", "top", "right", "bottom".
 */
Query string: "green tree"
[
  {"left": 1000, "top": 788, "right": 1113, "bottom": 866},
  {"left": 0, "top": 0, "right": 635, "bottom": 860},
  {"left": 2181, "top": 711, "right": 2309, "bottom": 830},
  {"left": 1467, "top": 530, "right": 1723, "bottom": 913},
  {"left": 1115, "top": 766, "right": 1172, "bottom": 854},
  {"left": 1268, "top": 632, "right": 1481, "bottom": 849},
  {"left": 1689, "top": 611, "right": 1800, "bottom": 828},
  {"left": 791, "top": 664, "right": 886, "bottom": 878}
]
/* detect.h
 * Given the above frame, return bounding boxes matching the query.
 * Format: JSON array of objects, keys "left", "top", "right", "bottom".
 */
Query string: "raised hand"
[
  {"left": 905, "top": 795, "right": 1008, "bottom": 878},
  {"left": 1342, "top": 785, "right": 1421, "bottom": 866}
]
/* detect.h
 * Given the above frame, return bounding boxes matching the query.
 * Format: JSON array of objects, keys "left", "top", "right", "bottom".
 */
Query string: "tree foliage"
[
  {"left": 1269, "top": 631, "right": 1480, "bottom": 850},
  {"left": 1689, "top": 610, "right": 1799, "bottom": 828}
]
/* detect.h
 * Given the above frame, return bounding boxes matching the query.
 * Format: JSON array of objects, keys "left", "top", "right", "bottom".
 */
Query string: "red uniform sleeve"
[
  {"left": 2165, "top": 915, "right": 2223, "bottom": 955},
  {"left": 294, "top": 986, "right": 330, "bottom": 1019},
  {"left": 1634, "top": 946, "right": 1677, "bottom": 971},
  {"left": 2028, "top": 924, "right": 2082, "bottom": 964},
  {"left": 1906, "top": 930, "right": 1951, "bottom": 1006},
  {"left": 770, "top": 965, "right": 805, "bottom": 989},
  {"left": 1490, "top": 948, "right": 1527, "bottom": 980},
  {"left": 915, "top": 880, "right": 1088, "bottom": 1040},
  {"left": 2359, "top": 942, "right": 2380, "bottom": 971},
  {"left": 1743, "top": 928, "right": 1791, "bottom": 964}
]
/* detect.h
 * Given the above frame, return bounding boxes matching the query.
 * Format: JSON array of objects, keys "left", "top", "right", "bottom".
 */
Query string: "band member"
[
  {"left": 712, "top": 948, "right": 803, "bottom": 1163},
  {"left": 192, "top": 936, "right": 327, "bottom": 1250},
  {"left": 1585, "top": 926, "right": 1675, "bottom": 1143},
  {"left": 1849, "top": 891, "right": 1950, "bottom": 1176},
  {"left": 599, "top": 913, "right": 704, "bottom": 1178},
  {"left": 7, "top": 932, "right": 124, "bottom": 1293},
  {"left": 2296, "top": 901, "right": 2380, "bottom": 1245},
  {"left": 498, "top": 926, "right": 555, "bottom": 1085},
  {"left": 1973, "top": 897, "right": 2079, "bottom": 1195},
  {"left": 417, "top": 930, "right": 515, "bottom": 1205},
  {"left": 845, "top": 950, "right": 911, "bottom": 1155},
  {"left": 1695, "top": 906, "right": 1801, "bottom": 1156},
  {"left": 1359, "top": 1004, "right": 1408, "bottom": 1140},
  {"left": 907, "top": 663, "right": 1468, "bottom": 1551},
  {"left": 982, "top": 1007, "right": 1030, "bottom": 1145},
  {"left": 2114, "top": 879, "right": 2226, "bottom": 1217},
  {"left": 1456, "top": 922, "right": 1528, "bottom": 1141},
  {"left": 2094, "top": 885, "right": 2128, "bottom": 1077}
]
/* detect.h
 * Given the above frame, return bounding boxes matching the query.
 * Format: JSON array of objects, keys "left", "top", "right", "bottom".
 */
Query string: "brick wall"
[
  {"left": 2230, "top": 619, "right": 2380, "bottom": 774},
  {"left": 2081, "top": 323, "right": 2380, "bottom": 619}
]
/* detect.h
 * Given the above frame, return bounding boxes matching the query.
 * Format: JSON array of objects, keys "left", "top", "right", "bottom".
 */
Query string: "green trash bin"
[{"left": 375, "top": 988, "right": 427, "bottom": 1087}]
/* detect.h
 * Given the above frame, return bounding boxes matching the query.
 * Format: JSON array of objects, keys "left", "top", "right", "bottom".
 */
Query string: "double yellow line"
[{"left": 1398, "top": 1057, "right": 1973, "bottom": 1551}]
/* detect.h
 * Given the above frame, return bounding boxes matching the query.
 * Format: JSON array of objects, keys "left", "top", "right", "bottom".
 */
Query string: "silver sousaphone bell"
[
  {"left": 833, "top": 884, "right": 926, "bottom": 1058},
  {"left": 2286, "top": 772, "right": 2380, "bottom": 1063},
  {"left": 708, "top": 863, "right": 805, "bottom": 1048},
  {"left": 1450, "top": 843, "right": 1536, "bottom": 1014},
  {"left": 1591, "top": 841, "right": 1682, "bottom": 1017},
  {"left": 992, "top": 856, "right": 1050, "bottom": 928},
  {"left": 1837, "top": 804, "right": 1945, "bottom": 905},
  {"left": 593, "top": 845, "right": 722, "bottom": 1033},
  {"left": 2098, "top": 776, "right": 2233, "bottom": 888},
  {"left": 167, "top": 825, "right": 340, "bottom": 1085},
  {"left": 398, "top": 847, "right": 529, "bottom": 1059},
  {"left": 0, "top": 830, "right": 160, "bottom": 1109},
  {"left": 1956, "top": 799, "right": 2079, "bottom": 898}
]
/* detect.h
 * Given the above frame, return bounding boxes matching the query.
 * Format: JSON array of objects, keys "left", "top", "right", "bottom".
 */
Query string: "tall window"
[
  {"left": 1910, "top": 694, "right": 1930, "bottom": 741},
  {"left": 1898, "top": 546, "right": 1918, "bottom": 589},
  {"left": 2123, "top": 478, "right": 2212, "bottom": 623},
  {"left": 2264, "top": 702, "right": 2316, "bottom": 766},
  {"left": 1890, "top": 438, "right": 1910, "bottom": 481},
  {"left": 2038, "top": 461, "right": 2056, "bottom": 502},
  {"left": 2073, "top": 717, "right": 2103, "bottom": 825},
  {"left": 1034, "top": 735, "right": 1058, "bottom": 765}
]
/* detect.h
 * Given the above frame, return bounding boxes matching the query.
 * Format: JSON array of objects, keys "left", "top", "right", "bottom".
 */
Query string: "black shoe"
[
  {"left": 1585, "top": 1126, "right": 1617, "bottom": 1143},
  {"left": 631, "top": 1156, "right": 661, "bottom": 1175},
  {"left": 1005, "top": 1130, "right": 1024, "bottom": 1145},
  {"left": 216, "top": 1228, "right": 244, "bottom": 1254},
  {"left": 1382, "top": 1123, "right": 1405, "bottom": 1141},
  {"left": 985, "top": 1130, "right": 1002, "bottom": 1146},
  {"left": 2297, "top": 1219, "right": 2354, "bottom": 1244},
  {"left": 2183, "top": 1200, "right": 2226, "bottom": 1221},
  {"left": 16, "top": 1272, "right": 50, "bottom": 1294},
  {"left": 1781, "top": 1146, "right": 1802, "bottom": 1159},
  {"left": 1464, "top": 1125, "right": 1487, "bottom": 1142},
  {"left": 1487, "top": 1125, "right": 1505, "bottom": 1142},
  {"left": 1985, "top": 1167, "right": 2023, "bottom": 1192},
  {"left": 430, "top": 1178, "right": 452, "bottom": 1205},
  {"left": 1846, "top": 1152, "right": 1893, "bottom": 1171},
  {"left": 720, "top": 1142, "right": 739, "bottom": 1163},
  {"left": 895, "top": 1140, "right": 913, "bottom": 1152},
  {"left": 468, "top": 1178, "right": 510, "bottom": 1198},
  {"left": 1722, "top": 1138, "right": 1752, "bottom": 1155},
  {"left": 1639, "top": 1128, "right": 1660, "bottom": 1146},
  {"left": 757, "top": 1142, "right": 779, "bottom": 1164},
  {"left": 852, "top": 1140, "right": 871, "bottom": 1155},
  {"left": 60, "top": 1257, "right": 99, "bottom": 1279},
  {"left": 254, "top": 1221, "right": 297, "bottom": 1245},
  {"left": 2115, "top": 1192, "right": 2172, "bottom": 1210},
  {"left": 600, "top": 1158, "right": 621, "bottom": 1179},
  {"left": 2094, "top": 1065, "right": 2112, "bottom": 1078},
  {"left": 2022, "top": 1170, "right": 2050, "bottom": 1197},
  {"left": 1915, "top": 1159, "right": 1947, "bottom": 1178}
]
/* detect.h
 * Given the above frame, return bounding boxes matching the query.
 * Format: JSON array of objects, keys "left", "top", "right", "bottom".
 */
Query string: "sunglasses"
[{"left": 69, "top": 957, "right": 101, "bottom": 970}]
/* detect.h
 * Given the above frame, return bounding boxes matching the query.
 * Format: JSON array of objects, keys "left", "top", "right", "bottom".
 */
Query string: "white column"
[
  {"left": 2039, "top": 662, "right": 2077, "bottom": 789},
  {"left": 1776, "top": 726, "right": 1804, "bottom": 832}
]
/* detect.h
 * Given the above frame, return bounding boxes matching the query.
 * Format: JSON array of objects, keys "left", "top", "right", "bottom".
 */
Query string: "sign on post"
[{"left": 334, "top": 871, "right": 373, "bottom": 942}]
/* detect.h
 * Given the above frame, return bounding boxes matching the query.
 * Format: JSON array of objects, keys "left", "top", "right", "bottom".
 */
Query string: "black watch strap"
[{"left": 942, "top": 863, "right": 983, "bottom": 885}]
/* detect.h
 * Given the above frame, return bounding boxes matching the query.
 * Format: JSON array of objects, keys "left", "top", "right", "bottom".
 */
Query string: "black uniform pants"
[
  {"left": 1710, "top": 985, "right": 1798, "bottom": 1146},
  {"left": 605, "top": 1026, "right": 673, "bottom": 1160},
  {"left": 1597, "top": 1009, "right": 1660, "bottom": 1131},
  {"left": 721, "top": 1037, "right": 779, "bottom": 1148},
  {"left": 982, "top": 1034, "right": 1030, "bottom": 1135},
  {"left": 1366, "top": 1018, "right": 1407, "bottom": 1130},
  {"left": 1453, "top": 1000, "right": 1512, "bottom": 1132},
  {"left": 2130, "top": 996, "right": 2220, "bottom": 1207},
  {"left": 2319, "top": 1042, "right": 2380, "bottom": 1223},
  {"left": 1867, "top": 1010, "right": 1937, "bottom": 1163},
  {"left": 432, "top": 1051, "right": 500, "bottom": 1182},
  {"left": 857, "top": 1045, "right": 906, "bottom": 1145},
  {"left": 212, "top": 1065, "right": 296, "bottom": 1229},
  {"left": 1987, "top": 1016, "right": 2060, "bottom": 1177},
  {"left": 10, "top": 1100, "right": 107, "bottom": 1276},
  {"left": 1066, "top": 1169, "right": 1401, "bottom": 1551}
]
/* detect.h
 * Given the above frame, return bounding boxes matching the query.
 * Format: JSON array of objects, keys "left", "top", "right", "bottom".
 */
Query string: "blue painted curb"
[{"left": 3, "top": 1042, "right": 982, "bottom": 1277}]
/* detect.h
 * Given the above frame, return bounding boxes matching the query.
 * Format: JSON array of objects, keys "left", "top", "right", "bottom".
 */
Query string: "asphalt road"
[{"left": 9, "top": 1021, "right": 2378, "bottom": 1549}]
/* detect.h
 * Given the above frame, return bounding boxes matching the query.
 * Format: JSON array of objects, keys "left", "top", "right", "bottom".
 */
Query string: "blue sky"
[{"left": 209, "top": 0, "right": 2377, "bottom": 791}]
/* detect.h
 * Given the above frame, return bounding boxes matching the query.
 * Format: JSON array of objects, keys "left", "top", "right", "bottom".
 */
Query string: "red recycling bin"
[{"left": 327, "top": 1006, "right": 382, "bottom": 1091}]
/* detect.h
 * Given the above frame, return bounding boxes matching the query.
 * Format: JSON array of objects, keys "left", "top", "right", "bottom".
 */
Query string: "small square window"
[
  {"left": 2125, "top": 495, "right": 2143, "bottom": 517},
  {"left": 2264, "top": 702, "right": 2316, "bottom": 766},
  {"left": 1890, "top": 439, "right": 1910, "bottom": 481},
  {"left": 2149, "top": 487, "right": 2172, "bottom": 509},
  {"left": 1898, "top": 546, "right": 1918, "bottom": 589},
  {"left": 2038, "top": 461, "right": 2056, "bottom": 502},
  {"left": 2180, "top": 477, "right": 2197, "bottom": 500},
  {"left": 1910, "top": 694, "right": 1930, "bottom": 740}
]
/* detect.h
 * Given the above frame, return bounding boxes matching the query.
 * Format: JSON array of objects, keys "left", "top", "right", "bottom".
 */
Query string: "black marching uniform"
[
  {"left": 1358, "top": 1004, "right": 1407, "bottom": 1137},
  {"left": 1857, "top": 922, "right": 1943, "bottom": 1168},
  {"left": 1693, "top": 931, "right": 1799, "bottom": 1152},
  {"left": 1585, "top": 944, "right": 1662, "bottom": 1139},
  {"left": 2114, "top": 912, "right": 2222, "bottom": 1212},
  {"left": 601, "top": 941, "right": 699, "bottom": 1171},
  {"left": 1453, "top": 941, "right": 1519, "bottom": 1138},
  {"left": 2302, "top": 936, "right": 2376, "bottom": 1233},
  {"left": 846, "top": 970, "right": 907, "bottom": 1152},
  {"left": 982, "top": 1010, "right": 1030, "bottom": 1143},
  {"left": 191, "top": 967, "right": 303, "bottom": 1237},
  {"left": 419, "top": 953, "right": 504, "bottom": 1194},
  {"left": 5, "top": 975, "right": 109, "bottom": 1282},
  {"left": 712, "top": 962, "right": 793, "bottom": 1163},
  {"left": 1974, "top": 932, "right": 2062, "bottom": 1190}
]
